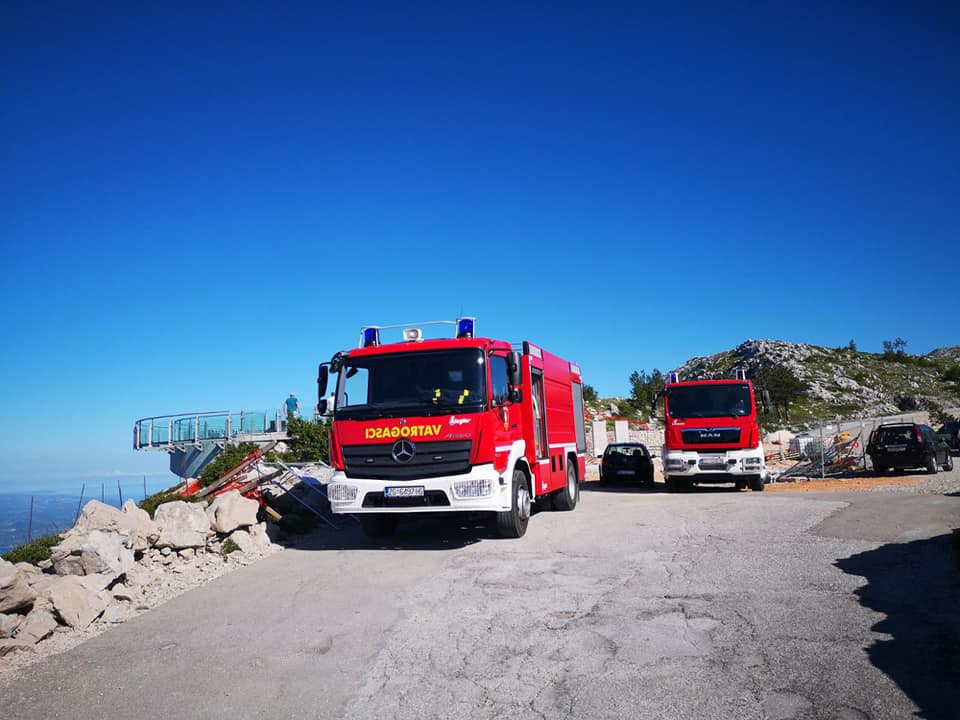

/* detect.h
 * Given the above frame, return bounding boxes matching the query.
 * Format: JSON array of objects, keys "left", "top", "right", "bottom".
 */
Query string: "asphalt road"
[{"left": 2, "top": 475, "right": 959, "bottom": 720}]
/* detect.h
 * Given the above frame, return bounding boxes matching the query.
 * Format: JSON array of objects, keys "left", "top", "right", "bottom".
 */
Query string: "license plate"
[
  {"left": 699, "top": 455, "right": 726, "bottom": 469},
  {"left": 887, "top": 445, "right": 906, "bottom": 453},
  {"left": 383, "top": 486, "right": 425, "bottom": 498}
]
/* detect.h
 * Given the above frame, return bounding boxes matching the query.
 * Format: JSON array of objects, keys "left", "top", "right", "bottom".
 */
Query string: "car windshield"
[
  {"left": 667, "top": 384, "right": 752, "bottom": 419},
  {"left": 335, "top": 349, "right": 486, "bottom": 419},
  {"left": 605, "top": 445, "right": 645, "bottom": 458}
]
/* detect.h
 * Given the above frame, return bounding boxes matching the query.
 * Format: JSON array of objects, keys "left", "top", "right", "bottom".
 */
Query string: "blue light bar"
[
  {"left": 456, "top": 317, "right": 476, "bottom": 339},
  {"left": 362, "top": 327, "right": 380, "bottom": 347},
  {"left": 669, "top": 372, "right": 679, "bottom": 384}
]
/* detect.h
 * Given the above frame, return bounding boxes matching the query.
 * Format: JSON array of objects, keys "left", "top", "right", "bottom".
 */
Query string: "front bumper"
[
  {"left": 663, "top": 447, "right": 765, "bottom": 481},
  {"left": 326, "top": 463, "right": 511, "bottom": 514}
]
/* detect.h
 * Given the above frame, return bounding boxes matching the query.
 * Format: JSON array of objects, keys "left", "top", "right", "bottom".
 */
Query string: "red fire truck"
[
  {"left": 655, "top": 370, "right": 771, "bottom": 492},
  {"left": 317, "top": 318, "right": 587, "bottom": 538}
]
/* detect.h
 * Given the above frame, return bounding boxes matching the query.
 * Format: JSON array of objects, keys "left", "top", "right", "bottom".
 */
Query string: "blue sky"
[{"left": 1, "top": 2, "right": 958, "bottom": 487}]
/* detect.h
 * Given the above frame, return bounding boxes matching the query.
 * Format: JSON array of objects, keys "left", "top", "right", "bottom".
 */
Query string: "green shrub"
[
  {"left": 139, "top": 484, "right": 202, "bottom": 519},
  {"left": 221, "top": 538, "right": 240, "bottom": 555},
  {"left": 199, "top": 443, "right": 258, "bottom": 488},
  {"left": 282, "top": 417, "right": 330, "bottom": 463},
  {"left": 2, "top": 534, "right": 61, "bottom": 565}
]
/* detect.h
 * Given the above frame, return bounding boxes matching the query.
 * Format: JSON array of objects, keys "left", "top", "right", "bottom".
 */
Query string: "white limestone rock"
[
  {"left": 0, "top": 612, "right": 22, "bottom": 639},
  {"left": 15, "top": 606, "right": 58, "bottom": 644},
  {"left": 0, "top": 559, "right": 37, "bottom": 613},
  {"left": 73, "top": 499, "right": 159, "bottom": 551},
  {"left": 49, "top": 576, "right": 109, "bottom": 629},
  {"left": 206, "top": 490, "right": 259, "bottom": 534},
  {"left": 154, "top": 501, "right": 211, "bottom": 549},
  {"left": 225, "top": 529, "right": 257, "bottom": 555}
]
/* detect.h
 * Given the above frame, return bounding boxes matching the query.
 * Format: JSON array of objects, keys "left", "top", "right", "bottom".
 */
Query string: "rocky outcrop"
[
  {"left": 672, "top": 339, "right": 960, "bottom": 421},
  {"left": 49, "top": 576, "right": 109, "bottom": 629},
  {"left": 15, "top": 606, "right": 58, "bottom": 644},
  {"left": 0, "top": 560, "right": 36, "bottom": 613},
  {"left": 154, "top": 501, "right": 211, "bottom": 549},
  {"left": 1, "top": 495, "right": 280, "bottom": 660},
  {"left": 206, "top": 490, "right": 259, "bottom": 534}
]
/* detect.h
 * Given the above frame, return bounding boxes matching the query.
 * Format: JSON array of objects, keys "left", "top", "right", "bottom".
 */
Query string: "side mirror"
[
  {"left": 509, "top": 387, "right": 523, "bottom": 403},
  {"left": 317, "top": 363, "right": 330, "bottom": 405},
  {"left": 317, "top": 398, "right": 328, "bottom": 415},
  {"left": 507, "top": 351, "right": 522, "bottom": 387}
]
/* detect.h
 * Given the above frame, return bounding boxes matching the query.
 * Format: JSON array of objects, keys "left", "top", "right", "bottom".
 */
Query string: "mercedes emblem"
[{"left": 392, "top": 439, "right": 415, "bottom": 464}]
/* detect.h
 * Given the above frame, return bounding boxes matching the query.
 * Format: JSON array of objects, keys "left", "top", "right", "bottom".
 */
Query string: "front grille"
[
  {"left": 362, "top": 491, "right": 451, "bottom": 508},
  {"left": 342, "top": 440, "right": 473, "bottom": 480},
  {"left": 681, "top": 428, "right": 740, "bottom": 445}
]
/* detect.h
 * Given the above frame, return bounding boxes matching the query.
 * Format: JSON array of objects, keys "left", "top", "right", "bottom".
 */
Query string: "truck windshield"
[
  {"left": 667, "top": 384, "right": 752, "bottom": 419},
  {"left": 335, "top": 349, "right": 486, "bottom": 419}
]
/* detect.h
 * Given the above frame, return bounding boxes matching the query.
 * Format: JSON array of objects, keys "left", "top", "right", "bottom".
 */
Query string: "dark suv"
[
  {"left": 867, "top": 423, "right": 953, "bottom": 475},
  {"left": 599, "top": 443, "right": 655, "bottom": 486},
  {"left": 937, "top": 421, "right": 959, "bottom": 451}
]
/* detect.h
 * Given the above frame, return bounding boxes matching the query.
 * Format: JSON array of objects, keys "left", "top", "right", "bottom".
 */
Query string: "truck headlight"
[
  {"left": 743, "top": 457, "right": 762, "bottom": 469},
  {"left": 452, "top": 478, "right": 492, "bottom": 498},
  {"left": 328, "top": 483, "right": 358, "bottom": 502},
  {"left": 666, "top": 457, "right": 686, "bottom": 471}
]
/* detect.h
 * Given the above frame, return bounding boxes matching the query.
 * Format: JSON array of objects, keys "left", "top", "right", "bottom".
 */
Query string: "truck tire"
[
  {"left": 359, "top": 514, "right": 398, "bottom": 538},
  {"left": 747, "top": 475, "right": 764, "bottom": 492},
  {"left": 553, "top": 462, "right": 579, "bottom": 511},
  {"left": 735, "top": 479, "right": 747, "bottom": 491},
  {"left": 496, "top": 468, "right": 530, "bottom": 538},
  {"left": 665, "top": 475, "right": 683, "bottom": 493}
]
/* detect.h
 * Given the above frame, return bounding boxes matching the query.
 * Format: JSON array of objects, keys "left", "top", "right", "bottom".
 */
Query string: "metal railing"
[{"left": 133, "top": 409, "right": 290, "bottom": 450}]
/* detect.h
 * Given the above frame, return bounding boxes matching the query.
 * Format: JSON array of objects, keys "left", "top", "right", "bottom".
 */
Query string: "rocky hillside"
[{"left": 673, "top": 340, "right": 960, "bottom": 425}]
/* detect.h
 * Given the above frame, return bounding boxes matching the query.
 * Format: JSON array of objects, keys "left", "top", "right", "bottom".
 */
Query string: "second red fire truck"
[
  {"left": 655, "top": 370, "right": 771, "bottom": 492},
  {"left": 317, "top": 318, "right": 587, "bottom": 538}
]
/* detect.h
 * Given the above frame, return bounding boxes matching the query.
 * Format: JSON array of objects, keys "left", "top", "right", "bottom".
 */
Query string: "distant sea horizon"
[{"left": 0, "top": 475, "right": 178, "bottom": 555}]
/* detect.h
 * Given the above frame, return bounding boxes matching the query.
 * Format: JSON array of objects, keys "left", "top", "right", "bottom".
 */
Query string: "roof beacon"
[
  {"left": 403, "top": 327, "right": 423, "bottom": 342},
  {"left": 456, "top": 317, "right": 476, "bottom": 339},
  {"left": 734, "top": 368, "right": 746, "bottom": 381},
  {"left": 669, "top": 372, "right": 680, "bottom": 384},
  {"left": 361, "top": 327, "right": 380, "bottom": 348}
]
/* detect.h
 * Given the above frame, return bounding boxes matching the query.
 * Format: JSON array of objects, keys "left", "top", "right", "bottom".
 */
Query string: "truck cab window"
[{"left": 490, "top": 354, "right": 509, "bottom": 406}]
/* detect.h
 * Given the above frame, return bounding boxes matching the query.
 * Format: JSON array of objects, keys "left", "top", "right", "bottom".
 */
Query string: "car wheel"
[
  {"left": 644, "top": 469, "right": 656, "bottom": 487},
  {"left": 944, "top": 453, "right": 954, "bottom": 472},
  {"left": 925, "top": 455, "right": 938, "bottom": 474},
  {"left": 874, "top": 463, "right": 886, "bottom": 475},
  {"left": 553, "top": 462, "right": 579, "bottom": 511},
  {"left": 496, "top": 468, "right": 531, "bottom": 538}
]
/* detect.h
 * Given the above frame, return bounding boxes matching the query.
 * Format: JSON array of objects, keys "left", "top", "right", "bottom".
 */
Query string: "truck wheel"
[
  {"left": 553, "top": 462, "right": 579, "bottom": 511},
  {"left": 735, "top": 479, "right": 747, "bottom": 491},
  {"left": 359, "top": 514, "right": 398, "bottom": 538},
  {"left": 496, "top": 469, "right": 530, "bottom": 538},
  {"left": 666, "top": 476, "right": 683, "bottom": 493},
  {"left": 747, "top": 475, "right": 765, "bottom": 492},
  {"left": 926, "top": 455, "right": 938, "bottom": 474}
]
